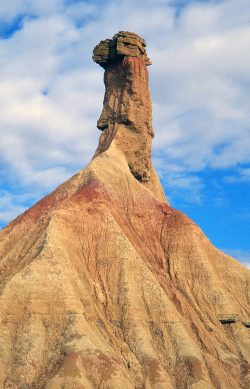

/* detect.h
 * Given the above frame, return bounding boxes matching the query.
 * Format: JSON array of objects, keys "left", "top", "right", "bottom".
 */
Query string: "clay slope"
[{"left": 0, "top": 32, "right": 250, "bottom": 389}]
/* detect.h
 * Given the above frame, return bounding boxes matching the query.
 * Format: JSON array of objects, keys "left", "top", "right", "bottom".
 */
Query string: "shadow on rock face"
[{"left": 93, "top": 32, "right": 154, "bottom": 183}]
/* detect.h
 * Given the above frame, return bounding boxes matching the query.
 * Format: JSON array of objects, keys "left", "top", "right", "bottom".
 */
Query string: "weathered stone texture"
[
  {"left": 93, "top": 31, "right": 152, "bottom": 67},
  {"left": 0, "top": 32, "right": 249, "bottom": 389},
  {"left": 93, "top": 32, "right": 160, "bottom": 190}
]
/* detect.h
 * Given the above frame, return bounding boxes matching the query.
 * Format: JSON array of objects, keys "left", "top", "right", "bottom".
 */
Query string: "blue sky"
[{"left": 0, "top": 0, "right": 249, "bottom": 266}]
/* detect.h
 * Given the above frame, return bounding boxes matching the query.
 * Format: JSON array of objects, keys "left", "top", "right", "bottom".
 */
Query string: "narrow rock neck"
[{"left": 94, "top": 56, "right": 154, "bottom": 182}]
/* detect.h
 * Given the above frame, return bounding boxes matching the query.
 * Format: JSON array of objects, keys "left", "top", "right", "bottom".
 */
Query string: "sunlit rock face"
[
  {"left": 93, "top": 31, "right": 165, "bottom": 199},
  {"left": 95, "top": 56, "right": 153, "bottom": 183},
  {"left": 0, "top": 32, "right": 249, "bottom": 389},
  {"left": 94, "top": 32, "right": 154, "bottom": 186}
]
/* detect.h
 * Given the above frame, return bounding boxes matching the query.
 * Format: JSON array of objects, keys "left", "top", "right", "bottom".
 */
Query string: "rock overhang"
[{"left": 92, "top": 31, "right": 152, "bottom": 68}]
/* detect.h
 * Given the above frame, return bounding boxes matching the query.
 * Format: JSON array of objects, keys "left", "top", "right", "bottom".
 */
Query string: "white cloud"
[
  {"left": 151, "top": 0, "right": 250, "bottom": 172},
  {"left": 225, "top": 167, "right": 250, "bottom": 184},
  {"left": 0, "top": 190, "right": 38, "bottom": 223},
  {"left": 0, "top": 1, "right": 64, "bottom": 21},
  {"left": 0, "top": 0, "right": 250, "bottom": 223}
]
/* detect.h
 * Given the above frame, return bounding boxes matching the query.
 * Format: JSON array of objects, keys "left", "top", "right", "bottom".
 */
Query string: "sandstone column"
[{"left": 93, "top": 31, "right": 154, "bottom": 182}]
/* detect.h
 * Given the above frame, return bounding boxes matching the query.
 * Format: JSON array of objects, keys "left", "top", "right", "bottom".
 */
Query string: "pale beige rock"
[{"left": 0, "top": 32, "right": 249, "bottom": 389}]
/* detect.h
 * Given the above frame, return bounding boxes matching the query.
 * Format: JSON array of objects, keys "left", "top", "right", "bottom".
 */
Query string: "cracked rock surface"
[{"left": 0, "top": 32, "right": 249, "bottom": 389}]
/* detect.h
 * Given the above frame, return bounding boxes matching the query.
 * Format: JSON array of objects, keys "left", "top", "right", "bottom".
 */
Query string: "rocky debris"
[
  {"left": 0, "top": 31, "right": 250, "bottom": 389},
  {"left": 92, "top": 31, "right": 152, "bottom": 68}
]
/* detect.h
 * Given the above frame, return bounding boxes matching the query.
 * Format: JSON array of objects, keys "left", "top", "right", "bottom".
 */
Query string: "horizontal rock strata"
[{"left": 93, "top": 31, "right": 152, "bottom": 68}]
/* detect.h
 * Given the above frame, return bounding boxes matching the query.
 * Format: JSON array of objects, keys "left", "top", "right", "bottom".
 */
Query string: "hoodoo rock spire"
[{"left": 93, "top": 32, "right": 155, "bottom": 183}]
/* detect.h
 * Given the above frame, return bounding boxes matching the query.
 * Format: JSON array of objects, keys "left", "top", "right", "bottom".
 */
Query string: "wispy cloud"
[
  {"left": 225, "top": 167, "right": 250, "bottom": 184},
  {"left": 0, "top": 190, "right": 38, "bottom": 224}
]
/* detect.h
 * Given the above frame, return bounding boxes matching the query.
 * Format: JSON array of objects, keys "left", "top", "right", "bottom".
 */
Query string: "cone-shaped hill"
[{"left": 0, "top": 32, "right": 249, "bottom": 389}]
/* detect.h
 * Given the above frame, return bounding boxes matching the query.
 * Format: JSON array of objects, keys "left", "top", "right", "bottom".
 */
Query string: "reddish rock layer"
[{"left": 0, "top": 32, "right": 249, "bottom": 389}]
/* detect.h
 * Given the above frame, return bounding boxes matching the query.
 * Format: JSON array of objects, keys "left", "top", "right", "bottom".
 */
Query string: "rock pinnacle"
[{"left": 92, "top": 31, "right": 154, "bottom": 184}]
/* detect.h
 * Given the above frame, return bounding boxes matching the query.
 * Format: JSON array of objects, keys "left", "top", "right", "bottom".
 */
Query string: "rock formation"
[
  {"left": 93, "top": 31, "right": 165, "bottom": 200},
  {"left": 0, "top": 32, "right": 249, "bottom": 389},
  {"left": 92, "top": 31, "right": 152, "bottom": 68}
]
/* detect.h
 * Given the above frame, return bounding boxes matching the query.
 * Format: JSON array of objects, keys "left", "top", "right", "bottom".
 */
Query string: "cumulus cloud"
[
  {"left": 0, "top": 0, "right": 250, "bottom": 223},
  {"left": 151, "top": 0, "right": 250, "bottom": 171}
]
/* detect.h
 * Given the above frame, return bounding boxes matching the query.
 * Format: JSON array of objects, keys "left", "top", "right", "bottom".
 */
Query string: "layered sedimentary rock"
[
  {"left": 94, "top": 31, "right": 162, "bottom": 196},
  {"left": 0, "top": 32, "right": 249, "bottom": 389},
  {"left": 92, "top": 31, "right": 152, "bottom": 68}
]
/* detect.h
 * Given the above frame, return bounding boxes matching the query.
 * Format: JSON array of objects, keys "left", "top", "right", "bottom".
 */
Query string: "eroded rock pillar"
[{"left": 93, "top": 31, "right": 154, "bottom": 182}]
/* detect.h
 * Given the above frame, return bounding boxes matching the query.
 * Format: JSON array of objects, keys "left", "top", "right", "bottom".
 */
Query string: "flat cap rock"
[{"left": 93, "top": 31, "right": 152, "bottom": 67}]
